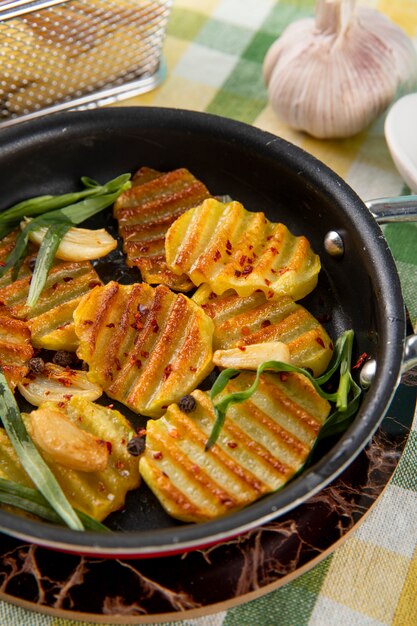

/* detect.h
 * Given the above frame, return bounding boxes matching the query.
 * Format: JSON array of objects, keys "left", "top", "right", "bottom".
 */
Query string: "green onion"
[
  {"left": 0, "top": 477, "right": 109, "bottom": 531},
  {"left": 206, "top": 329, "right": 361, "bottom": 450},
  {"left": 26, "top": 222, "right": 72, "bottom": 307},
  {"left": 0, "top": 370, "right": 84, "bottom": 530},
  {"left": 0, "top": 173, "right": 131, "bottom": 306}
]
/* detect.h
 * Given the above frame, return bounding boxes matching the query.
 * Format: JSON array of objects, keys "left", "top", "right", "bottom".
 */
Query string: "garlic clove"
[
  {"left": 21, "top": 218, "right": 117, "bottom": 261},
  {"left": 29, "top": 405, "right": 110, "bottom": 472},
  {"left": 213, "top": 341, "right": 291, "bottom": 370},
  {"left": 263, "top": 1, "right": 417, "bottom": 139}
]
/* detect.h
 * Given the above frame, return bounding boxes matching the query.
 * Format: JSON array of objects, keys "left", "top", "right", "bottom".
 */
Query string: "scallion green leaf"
[
  {"left": 206, "top": 330, "right": 361, "bottom": 450},
  {"left": 0, "top": 370, "right": 84, "bottom": 530}
]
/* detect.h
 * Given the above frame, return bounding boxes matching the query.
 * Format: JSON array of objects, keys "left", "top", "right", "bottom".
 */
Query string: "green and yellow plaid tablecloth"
[{"left": 1, "top": 1, "right": 416, "bottom": 624}]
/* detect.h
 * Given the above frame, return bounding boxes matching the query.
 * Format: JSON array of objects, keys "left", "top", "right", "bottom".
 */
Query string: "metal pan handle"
[
  {"left": 359, "top": 196, "right": 417, "bottom": 386},
  {"left": 365, "top": 195, "right": 417, "bottom": 223}
]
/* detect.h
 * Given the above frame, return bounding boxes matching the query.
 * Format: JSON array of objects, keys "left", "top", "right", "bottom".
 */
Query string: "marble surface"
[{"left": 0, "top": 374, "right": 414, "bottom": 623}]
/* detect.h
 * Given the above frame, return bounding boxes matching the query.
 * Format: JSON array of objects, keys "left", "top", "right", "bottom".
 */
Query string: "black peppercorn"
[
  {"left": 178, "top": 394, "right": 197, "bottom": 413},
  {"left": 127, "top": 436, "right": 146, "bottom": 456},
  {"left": 52, "top": 350, "right": 73, "bottom": 367},
  {"left": 28, "top": 357, "right": 45, "bottom": 374}
]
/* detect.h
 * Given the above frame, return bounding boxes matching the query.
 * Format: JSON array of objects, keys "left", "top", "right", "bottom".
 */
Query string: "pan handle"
[{"left": 365, "top": 195, "right": 417, "bottom": 223}]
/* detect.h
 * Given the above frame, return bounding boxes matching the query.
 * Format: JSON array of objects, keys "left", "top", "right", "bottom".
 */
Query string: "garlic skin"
[{"left": 263, "top": 0, "right": 417, "bottom": 139}]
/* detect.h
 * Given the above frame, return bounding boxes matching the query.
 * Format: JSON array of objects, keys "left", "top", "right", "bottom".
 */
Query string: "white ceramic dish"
[{"left": 385, "top": 92, "right": 417, "bottom": 193}]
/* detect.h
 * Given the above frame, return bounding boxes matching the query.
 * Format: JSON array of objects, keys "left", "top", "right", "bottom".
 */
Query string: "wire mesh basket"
[{"left": 0, "top": 0, "right": 172, "bottom": 127}]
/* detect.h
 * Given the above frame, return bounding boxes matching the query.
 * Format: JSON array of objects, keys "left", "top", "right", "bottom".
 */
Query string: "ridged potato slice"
[
  {"left": 0, "top": 259, "right": 102, "bottom": 351},
  {"left": 193, "top": 285, "right": 333, "bottom": 376},
  {"left": 0, "top": 316, "right": 34, "bottom": 391},
  {"left": 139, "top": 371, "right": 331, "bottom": 522},
  {"left": 21, "top": 396, "right": 141, "bottom": 521},
  {"left": 165, "top": 198, "right": 321, "bottom": 301},
  {"left": 74, "top": 281, "right": 215, "bottom": 418},
  {"left": 114, "top": 167, "right": 212, "bottom": 291}
]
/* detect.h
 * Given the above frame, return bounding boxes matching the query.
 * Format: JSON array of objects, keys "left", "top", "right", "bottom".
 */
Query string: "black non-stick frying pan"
[{"left": 0, "top": 107, "right": 415, "bottom": 557}]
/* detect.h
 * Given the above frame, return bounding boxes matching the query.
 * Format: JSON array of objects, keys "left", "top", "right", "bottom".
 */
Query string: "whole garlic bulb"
[{"left": 263, "top": 0, "right": 417, "bottom": 139}]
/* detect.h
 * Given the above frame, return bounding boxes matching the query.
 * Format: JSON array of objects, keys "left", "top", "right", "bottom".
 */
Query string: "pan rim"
[{"left": 0, "top": 107, "right": 406, "bottom": 555}]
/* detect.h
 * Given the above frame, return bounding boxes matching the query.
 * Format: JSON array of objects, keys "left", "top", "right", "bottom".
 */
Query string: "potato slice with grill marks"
[
  {"left": 74, "top": 281, "right": 214, "bottom": 418},
  {"left": 165, "top": 198, "right": 321, "bottom": 301},
  {"left": 193, "top": 285, "right": 333, "bottom": 376},
  {"left": 0, "top": 315, "right": 34, "bottom": 391},
  {"left": 114, "top": 167, "right": 212, "bottom": 291},
  {"left": 0, "top": 259, "right": 102, "bottom": 351},
  {"left": 139, "top": 371, "right": 330, "bottom": 522}
]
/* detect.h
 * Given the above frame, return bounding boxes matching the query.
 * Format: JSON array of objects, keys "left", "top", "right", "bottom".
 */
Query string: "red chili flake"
[
  {"left": 270, "top": 247, "right": 278, "bottom": 255},
  {"left": 271, "top": 268, "right": 277, "bottom": 274},
  {"left": 133, "top": 312, "right": 143, "bottom": 330},
  {"left": 315, "top": 337, "right": 325, "bottom": 348},
  {"left": 130, "top": 357, "right": 142, "bottom": 368},
  {"left": 115, "top": 357, "right": 122, "bottom": 371},
  {"left": 106, "top": 322, "right": 115, "bottom": 328},
  {"left": 139, "top": 245, "right": 149, "bottom": 253},
  {"left": 56, "top": 377, "right": 72, "bottom": 387},
  {"left": 141, "top": 351, "right": 149, "bottom": 358},
  {"left": 153, "top": 451, "right": 163, "bottom": 460},
  {"left": 83, "top": 320, "right": 94, "bottom": 325},
  {"left": 213, "top": 249, "right": 221, "bottom": 262},
  {"left": 63, "top": 394, "right": 72, "bottom": 400},
  {"left": 208, "top": 292, "right": 217, "bottom": 300},
  {"left": 63, "top": 276, "right": 73, "bottom": 283},
  {"left": 248, "top": 244, "right": 254, "bottom": 250},
  {"left": 241, "top": 326, "right": 250, "bottom": 336},
  {"left": 241, "top": 265, "right": 253, "bottom": 277},
  {"left": 234, "top": 270, "right": 242, "bottom": 277},
  {"left": 52, "top": 282, "right": 58, "bottom": 290},
  {"left": 261, "top": 319, "right": 271, "bottom": 328},
  {"left": 115, "top": 460, "right": 125, "bottom": 470},
  {"left": 225, "top": 249, "right": 232, "bottom": 256},
  {"left": 266, "top": 235, "right": 273, "bottom": 241},
  {"left": 353, "top": 352, "right": 368, "bottom": 369},
  {"left": 89, "top": 281, "right": 101, "bottom": 289},
  {"left": 57, "top": 401, "right": 65, "bottom": 408},
  {"left": 239, "top": 255, "right": 247, "bottom": 267},
  {"left": 189, "top": 365, "right": 197, "bottom": 372},
  {"left": 278, "top": 268, "right": 289, "bottom": 276},
  {"left": 264, "top": 278, "right": 271, "bottom": 286},
  {"left": 226, "top": 240, "right": 232, "bottom": 251},
  {"left": 227, "top": 441, "right": 238, "bottom": 449},
  {"left": 238, "top": 346, "right": 246, "bottom": 351},
  {"left": 151, "top": 318, "right": 159, "bottom": 333},
  {"left": 279, "top": 372, "right": 289, "bottom": 382},
  {"left": 162, "top": 364, "right": 173, "bottom": 381},
  {"left": 267, "top": 290, "right": 274, "bottom": 299}
]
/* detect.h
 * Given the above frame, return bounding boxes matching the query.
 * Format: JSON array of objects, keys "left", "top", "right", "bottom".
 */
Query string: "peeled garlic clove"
[
  {"left": 263, "top": 0, "right": 417, "bottom": 139},
  {"left": 29, "top": 405, "right": 110, "bottom": 472},
  {"left": 213, "top": 341, "right": 291, "bottom": 370},
  {"left": 18, "top": 362, "right": 102, "bottom": 406},
  {"left": 21, "top": 218, "right": 117, "bottom": 261}
]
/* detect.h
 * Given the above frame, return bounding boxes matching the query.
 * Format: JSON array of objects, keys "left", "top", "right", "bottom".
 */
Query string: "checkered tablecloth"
[{"left": 1, "top": 1, "right": 416, "bottom": 624}]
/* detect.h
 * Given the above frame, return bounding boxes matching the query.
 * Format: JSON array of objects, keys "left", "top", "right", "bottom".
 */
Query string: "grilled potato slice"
[
  {"left": 113, "top": 167, "right": 212, "bottom": 291},
  {"left": 74, "top": 281, "right": 214, "bottom": 418},
  {"left": 21, "top": 396, "right": 141, "bottom": 521},
  {"left": 0, "top": 259, "right": 102, "bottom": 351},
  {"left": 166, "top": 198, "right": 321, "bottom": 301},
  {"left": 193, "top": 285, "right": 333, "bottom": 376},
  {"left": 139, "top": 371, "right": 331, "bottom": 522},
  {"left": 0, "top": 316, "right": 34, "bottom": 391}
]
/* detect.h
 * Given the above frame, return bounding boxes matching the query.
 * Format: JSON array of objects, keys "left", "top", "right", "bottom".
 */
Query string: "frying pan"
[{"left": 0, "top": 107, "right": 416, "bottom": 558}]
